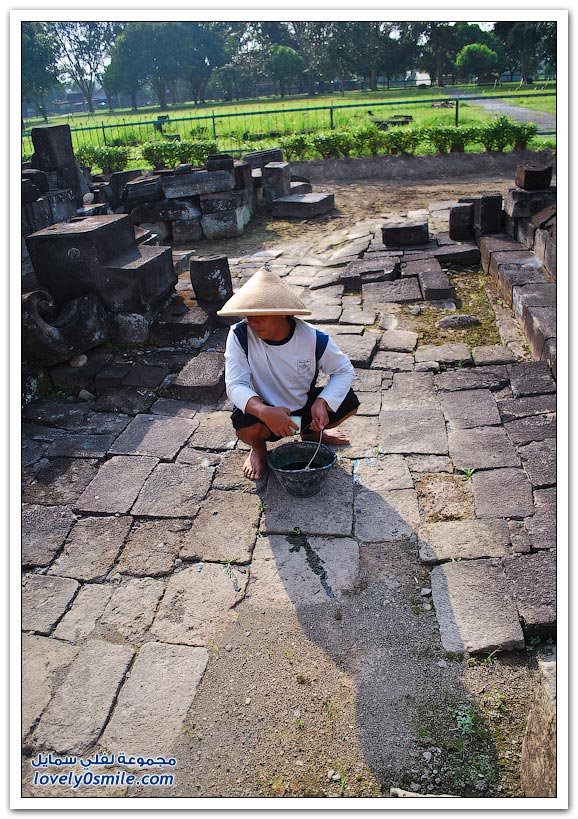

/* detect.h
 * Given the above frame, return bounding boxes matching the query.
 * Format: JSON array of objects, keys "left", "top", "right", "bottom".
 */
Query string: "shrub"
[
  {"left": 108, "top": 132, "right": 140, "bottom": 147},
  {"left": 279, "top": 133, "right": 311, "bottom": 160},
  {"left": 140, "top": 140, "right": 181, "bottom": 169},
  {"left": 75, "top": 144, "right": 99, "bottom": 170},
  {"left": 478, "top": 115, "right": 516, "bottom": 152},
  {"left": 93, "top": 146, "right": 130, "bottom": 173},
  {"left": 176, "top": 139, "right": 218, "bottom": 165},
  {"left": 422, "top": 125, "right": 478, "bottom": 154},
  {"left": 510, "top": 122, "right": 538, "bottom": 150},
  {"left": 382, "top": 126, "right": 421, "bottom": 155},
  {"left": 311, "top": 130, "right": 354, "bottom": 158},
  {"left": 351, "top": 122, "right": 387, "bottom": 156}
]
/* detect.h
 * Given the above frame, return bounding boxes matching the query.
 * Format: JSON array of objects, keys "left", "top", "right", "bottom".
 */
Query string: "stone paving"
[{"left": 21, "top": 204, "right": 556, "bottom": 796}]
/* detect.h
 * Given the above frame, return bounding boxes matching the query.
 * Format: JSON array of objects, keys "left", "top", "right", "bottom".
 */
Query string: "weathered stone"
[
  {"left": 335, "top": 415, "right": 379, "bottom": 458},
  {"left": 441, "top": 388, "right": 501, "bottom": 429},
  {"left": 435, "top": 366, "right": 510, "bottom": 393},
  {"left": 49, "top": 353, "right": 113, "bottom": 393},
  {"left": 405, "top": 454, "right": 452, "bottom": 474},
  {"left": 431, "top": 243, "right": 480, "bottom": 265},
  {"left": 418, "top": 518, "right": 511, "bottom": 564},
  {"left": 100, "top": 642, "right": 208, "bottom": 757},
  {"left": 379, "top": 330, "right": 418, "bottom": 352},
  {"left": 150, "top": 398, "right": 198, "bottom": 419},
  {"left": 46, "top": 432, "right": 119, "bottom": 459},
  {"left": 353, "top": 455, "right": 413, "bottom": 492},
  {"left": 48, "top": 516, "right": 132, "bottom": 582},
  {"left": 496, "top": 263, "right": 549, "bottom": 307},
  {"left": 382, "top": 220, "right": 428, "bottom": 247},
  {"left": 131, "top": 461, "right": 214, "bottom": 517},
  {"left": 418, "top": 268, "right": 452, "bottom": 301},
  {"left": 518, "top": 439, "right": 556, "bottom": 488},
  {"left": 449, "top": 203, "right": 474, "bottom": 241},
  {"left": 246, "top": 535, "right": 359, "bottom": 608},
  {"left": 270, "top": 193, "right": 335, "bottom": 219},
  {"left": 53, "top": 584, "right": 114, "bottom": 642},
  {"left": 96, "top": 577, "right": 165, "bottom": 643},
  {"left": 330, "top": 334, "right": 378, "bottom": 368},
  {"left": 22, "top": 458, "right": 99, "bottom": 506},
  {"left": 503, "top": 186, "right": 556, "bottom": 218},
  {"left": 508, "top": 361, "right": 556, "bottom": 398},
  {"left": 115, "top": 519, "right": 190, "bottom": 576},
  {"left": 512, "top": 282, "right": 556, "bottom": 319},
  {"left": 471, "top": 345, "right": 516, "bottom": 366},
  {"left": 523, "top": 305, "right": 556, "bottom": 360},
  {"left": 371, "top": 351, "right": 415, "bottom": 372},
  {"left": 526, "top": 492, "right": 556, "bottom": 551},
  {"left": 161, "top": 169, "right": 234, "bottom": 199},
  {"left": 22, "top": 574, "right": 79, "bottom": 634},
  {"left": 21, "top": 504, "right": 76, "bottom": 566},
  {"left": 31, "top": 640, "right": 134, "bottom": 754},
  {"left": 151, "top": 563, "right": 247, "bottom": 645},
  {"left": 504, "top": 414, "right": 556, "bottom": 446},
  {"left": 189, "top": 255, "right": 233, "bottom": 304},
  {"left": 415, "top": 342, "right": 472, "bottom": 366},
  {"left": 262, "top": 161, "right": 291, "bottom": 202},
  {"left": 448, "top": 426, "right": 520, "bottom": 470},
  {"left": 242, "top": 148, "right": 283, "bottom": 168},
  {"left": 508, "top": 519, "right": 532, "bottom": 554},
  {"left": 416, "top": 473, "right": 474, "bottom": 522},
  {"left": 498, "top": 393, "right": 557, "bottom": 423},
  {"left": 478, "top": 235, "right": 523, "bottom": 272},
  {"left": 179, "top": 490, "right": 260, "bottom": 563},
  {"left": 460, "top": 192, "right": 503, "bottom": 235},
  {"left": 75, "top": 456, "right": 158, "bottom": 514},
  {"left": 520, "top": 649, "right": 557, "bottom": 797},
  {"left": 201, "top": 208, "right": 245, "bottom": 239},
  {"left": 263, "top": 464, "right": 353, "bottom": 536},
  {"left": 108, "top": 414, "right": 198, "bottom": 460},
  {"left": 378, "top": 409, "right": 448, "bottom": 455},
  {"left": 362, "top": 278, "right": 422, "bottom": 304},
  {"left": 503, "top": 552, "right": 556, "bottom": 632},
  {"left": 352, "top": 368, "right": 383, "bottom": 391},
  {"left": 130, "top": 197, "right": 202, "bottom": 224},
  {"left": 163, "top": 352, "right": 225, "bottom": 403},
  {"left": 22, "top": 635, "right": 80, "bottom": 738},
  {"left": 354, "top": 488, "right": 420, "bottom": 542},
  {"left": 172, "top": 218, "right": 203, "bottom": 243},
  {"left": 31, "top": 124, "right": 84, "bottom": 204},
  {"left": 356, "top": 391, "right": 382, "bottom": 415},
  {"left": 515, "top": 164, "right": 553, "bottom": 191},
  {"left": 472, "top": 467, "right": 534, "bottom": 518},
  {"left": 178, "top": 411, "right": 238, "bottom": 451},
  {"left": 95, "top": 388, "right": 157, "bottom": 416},
  {"left": 436, "top": 314, "right": 481, "bottom": 331},
  {"left": 150, "top": 297, "right": 215, "bottom": 347},
  {"left": 339, "top": 306, "right": 377, "bottom": 325},
  {"left": 380, "top": 371, "right": 439, "bottom": 411},
  {"left": 430, "top": 559, "right": 525, "bottom": 654}
]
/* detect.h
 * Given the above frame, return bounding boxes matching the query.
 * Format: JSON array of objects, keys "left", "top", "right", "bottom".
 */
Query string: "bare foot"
[
  {"left": 242, "top": 447, "right": 268, "bottom": 480},
  {"left": 302, "top": 428, "right": 350, "bottom": 446}
]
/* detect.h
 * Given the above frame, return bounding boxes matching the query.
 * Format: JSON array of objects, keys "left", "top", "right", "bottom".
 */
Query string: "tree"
[
  {"left": 455, "top": 43, "right": 499, "bottom": 80},
  {"left": 264, "top": 44, "right": 304, "bottom": 96},
  {"left": 102, "top": 34, "right": 141, "bottom": 111},
  {"left": 408, "top": 22, "right": 460, "bottom": 86},
  {"left": 47, "top": 22, "right": 120, "bottom": 113},
  {"left": 493, "top": 22, "right": 544, "bottom": 83},
  {"left": 288, "top": 22, "right": 332, "bottom": 94},
  {"left": 21, "top": 22, "right": 60, "bottom": 122}
]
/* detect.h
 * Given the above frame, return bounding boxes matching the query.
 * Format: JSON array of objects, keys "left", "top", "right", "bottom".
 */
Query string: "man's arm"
[{"left": 244, "top": 397, "right": 299, "bottom": 437}]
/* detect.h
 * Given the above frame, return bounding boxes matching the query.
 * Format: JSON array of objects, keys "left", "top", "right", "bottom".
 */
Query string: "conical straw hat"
[{"left": 216, "top": 267, "right": 311, "bottom": 316}]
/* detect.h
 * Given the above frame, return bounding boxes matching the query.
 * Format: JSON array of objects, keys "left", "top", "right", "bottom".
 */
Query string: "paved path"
[
  {"left": 21, "top": 204, "right": 556, "bottom": 798},
  {"left": 449, "top": 90, "right": 556, "bottom": 133}
]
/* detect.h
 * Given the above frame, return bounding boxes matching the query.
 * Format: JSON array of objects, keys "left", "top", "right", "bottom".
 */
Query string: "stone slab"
[
  {"left": 415, "top": 473, "right": 474, "bottom": 522},
  {"left": 418, "top": 269, "right": 452, "bottom": 301},
  {"left": 22, "top": 458, "right": 99, "bottom": 506},
  {"left": 371, "top": 351, "right": 415, "bottom": 372},
  {"left": 75, "top": 456, "right": 159, "bottom": 514},
  {"left": 31, "top": 640, "right": 134, "bottom": 754},
  {"left": 503, "top": 552, "right": 556, "bottom": 631},
  {"left": 246, "top": 535, "right": 359, "bottom": 608},
  {"left": 382, "top": 220, "right": 428, "bottom": 247},
  {"left": 503, "top": 186, "right": 556, "bottom": 218},
  {"left": 332, "top": 334, "right": 379, "bottom": 368},
  {"left": 400, "top": 257, "right": 442, "bottom": 278},
  {"left": 354, "top": 487, "right": 419, "bottom": 542},
  {"left": 353, "top": 455, "right": 413, "bottom": 492},
  {"left": 95, "top": 388, "right": 157, "bottom": 416},
  {"left": 108, "top": 414, "right": 198, "bottom": 460},
  {"left": 448, "top": 427, "right": 520, "bottom": 470},
  {"left": 508, "top": 362, "right": 556, "bottom": 398},
  {"left": 151, "top": 563, "right": 247, "bottom": 646},
  {"left": 472, "top": 467, "right": 535, "bottom": 518},
  {"left": 22, "top": 575, "right": 79, "bottom": 634},
  {"left": 504, "top": 414, "right": 556, "bottom": 446},
  {"left": 434, "top": 366, "right": 509, "bottom": 393},
  {"left": 518, "top": 439, "right": 556, "bottom": 488},
  {"left": 526, "top": 499, "right": 556, "bottom": 551},
  {"left": 178, "top": 411, "right": 238, "bottom": 452},
  {"left": 472, "top": 345, "right": 517, "bottom": 366},
  {"left": 48, "top": 516, "right": 132, "bottom": 582},
  {"left": 167, "top": 353, "right": 226, "bottom": 403},
  {"left": 161, "top": 169, "right": 234, "bottom": 199},
  {"left": 405, "top": 454, "right": 453, "bottom": 475},
  {"left": 523, "top": 305, "right": 557, "bottom": 360},
  {"left": 418, "top": 518, "right": 511, "bottom": 564},
  {"left": 379, "top": 330, "right": 418, "bottom": 352},
  {"left": 96, "top": 577, "right": 165, "bottom": 643},
  {"left": 378, "top": 409, "right": 448, "bottom": 455},
  {"left": 53, "top": 584, "right": 114, "bottom": 642},
  {"left": 21, "top": 504, "right": 76, "bottom": 566},
  {"left": 441, "top": 389, "right": 501, "bottom": 429},
  {"left": 22, "top": 635, "right": 80, "bottom": 738},
  {"left": 498, "top": 394, "right": 557, "bottom": 423},
  {"left": 362, "top": 279, "right": 422, "bottom": 304},
  {"left": 115, "top": 519, "right": 191, "bottom": 577},
  {"left": 431, "top": 243, "right": 480, "bottom": 265},
  {"left": 46, "top": 432, "right": 119, "bottom": 459},
  {"left": 270, "top": 193, "right": 335, "bottom": 219},
  {"left": 210, "top": 451, "right": 255, "bottom": 492},
  {"left": 178, "top": 490, "right": 260, "bottom": 563},
  {"left": 131, "top": 461, "right": 214, "bottom": 517},
  {"left": 263, "top": 464, "right": 353, "bottom": 536},
  {"left": 356, "top": 392, "right": 382, "bottom": 415},
  {"left": 415, "top": 343, "right": 472, "bottom": 366},
  {"left": 100, "top": 642, "right": 209, "bottom": 757},
  {"left": 150, "top": 398, "right": 199, "bottom": 418},
  {"left": 431, "top": 559, "right": 525, "bottom": 654},
  {"left": 379, "top": 372, "right": 439, "bottom": 411},
  {"left": 512, "top": 283, "right": 556, "bottom": 318},
  {"left": 352, "top": 368, "right": 384, "bottom": 391}
]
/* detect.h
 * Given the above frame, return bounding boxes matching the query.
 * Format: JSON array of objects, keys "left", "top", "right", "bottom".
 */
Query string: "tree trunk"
[
  {"left": 437, "top": 51, "right": 445, "bottom": 87},
  {"left": 369, "top": 68, "right": 377, "bottom": 92},
  {"left": 131, "top": 92, "right": 138, "bottom": 111},
  {"left": 153, "top": 81, "right": 168, "bottom": 109},
  {"left": 169, "top": 81, "right": 179, "bottom": 105}
]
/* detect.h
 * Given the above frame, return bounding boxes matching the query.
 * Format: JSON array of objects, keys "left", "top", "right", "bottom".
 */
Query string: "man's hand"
[
  {"left": 310, "top": 397, "right": 330, "bottom": 433},
  {"left": 245, "top": 397, "right": 299, "bottom": 437}
]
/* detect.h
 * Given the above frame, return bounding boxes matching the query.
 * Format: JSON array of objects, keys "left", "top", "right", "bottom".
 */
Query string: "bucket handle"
[{"left": 304, "top": 429, "right": 324, "bottom": 470}]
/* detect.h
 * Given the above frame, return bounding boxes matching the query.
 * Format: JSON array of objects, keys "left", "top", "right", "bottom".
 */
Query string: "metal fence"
[{"left": 21, "top": 92, "right": 556, "bottom": 157}]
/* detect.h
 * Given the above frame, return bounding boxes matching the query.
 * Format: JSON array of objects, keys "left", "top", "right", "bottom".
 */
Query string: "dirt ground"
[{"left": 135, "top": 169, "right": 552, "bottom": 801}]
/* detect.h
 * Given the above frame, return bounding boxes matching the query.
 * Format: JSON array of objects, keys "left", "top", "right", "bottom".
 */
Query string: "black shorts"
[{"left": 231, "top": 387, "right": 360, "bottom": 442}]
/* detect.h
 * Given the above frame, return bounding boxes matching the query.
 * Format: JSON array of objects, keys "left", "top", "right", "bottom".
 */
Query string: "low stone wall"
[{"left": 291, "top": 150, "right": 556, "bottom": 183}]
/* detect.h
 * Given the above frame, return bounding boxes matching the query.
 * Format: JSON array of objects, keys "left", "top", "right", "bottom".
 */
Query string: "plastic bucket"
[{"left": 268, "top": 441, "right": 336, "bottom": 497}]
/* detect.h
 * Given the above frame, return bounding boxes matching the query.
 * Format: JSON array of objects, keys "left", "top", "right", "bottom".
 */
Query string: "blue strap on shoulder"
[
  {"left": 233, "top": 321, "right": 249, "bottom": 356},
  {"left": 312, "top": 329, "right": 329, "bottom": 387}
]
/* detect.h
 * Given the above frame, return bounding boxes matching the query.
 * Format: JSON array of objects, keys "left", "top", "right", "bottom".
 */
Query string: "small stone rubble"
[{"left": 20, "top": 152, "right": 556, "bottom": 797}]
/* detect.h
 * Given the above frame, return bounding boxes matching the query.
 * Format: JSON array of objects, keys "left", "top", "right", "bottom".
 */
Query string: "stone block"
[
  {"left": 354, "top": 488, "right": 419, "bottom": 542},
  {"left": 201, "top": 208, "right": 244, "bottom": 239},
  {"left": 382, "top": 220, "right": 428, "bottom": 247},
  {"left": 543, "top": 235, "right": 556, "bottom": 279},
  {"left": 379, "top": 329, "right": 418, "bottom": 352},
  {"left": 418, "top": 518, "right": 511, "bottom": 564},
  {"left": 167, "top": 352, "right": 225, "bottom": 402},
  {"left": 176, "top": 410, "right": 237, "bottom": 451},
  {"left": 22, "top": 635, "right": 80, "bottom": 739},
  {"left": 115, "top": 519, "right": 190, "bottom": 576},
  {"left": 441, "top": 388, "right": 501, "bottom": 429},
  {"left": 495, "top": 263, "right": 549, "bottom": 307},
  {"left": 504, "top": 414, "right": 556, "bottom": 446},
  {"left": 378, "top": 409, "right": 448, "bottom": 455},
  {"left": 150, "top": 297, "right": 215, "bottom": 346},
  {"left": 151, "top": 563, "right": 247, "bottom": 645},
  {"left": 449, "top": 426, "right": 520, "bottom": 470},
  {"left": 108, "top": 413, "right": 198, "bottom": 460},
  {"left": 431, "top": 559, "right": 525, "bottom": 654},
  {"left": 449, "top": 203, "right": 474, "bottom": 241},
  {"left": 518, "top": 439, "right": 556, "bottom": 488},
  {"left": 189, "top": 255, "right": 233, "bottom": 303},
  {"left": 431, "top": 243, "right": 480, "bottom": 266},
  {"left": 418, "top": 268, "right": 452, "bottom": 300},
  {"left": 22, "top": 574, "right": 79, "bottom": 634},
  {"left": 31, "top": 124, "right": 75, "bottom": 171},
  {"left": 107, "top": 170, "right": 144, "bottom": 205},
  {"left": 53, "top": 584, "right": 114, "bottom": 642},
  {"left": 516, "top": 217, "right": 536, "bottom": 249},
  {"left": 479, "top": 235, "right": 523, "bottom": 273},
  {"left": 130, "top": 198, "right": 201, "bottom": 224},
  {"left": 206, "top": 153, "right": 235, "bottom": 172},
  {"left": 161, "top": 169, "right": 235, "bottom": 199},
  {"left": 172, "top": 218, "right": 203, "bottom": 243},
  {"left": 199, "top": 189, "right": 244, "bottom": 214},
  {"left": 472, "top": 467, "right": 535, "bottom": 518},
  {"left": 329, "top": 333, "right": 378, "bottom": 368},
  {"left": 22, "top": 458, "right": 99, "bottom": 506},
  {"left": 523, "top": 305, "right": 556, "bottom": 360},
  {"left": 400, "top": 257, "right": 442, "bottom": 278},
  {"left": 262, "top": 161, "right": 291, "bottom": 202},
  {"left": 242, "top": 148, "right": 283, "bottom": 169},
  {"left": 508, "top": 361, "right": 556, "bottom": 398},
  {"left": 233, "top": 160, "right": 253, "bottom": 189},
  {"left": 131, "top": 461, "right": 214, "bottom": 517},
  {"left": 471, "top": 345, "right": 516, "bottom": 366},
  {"left": 371, "top": 351, "right": 414, "bottom": 371},
  {"left": 353, "top": 455, "right": 413, "bottom": 493},
  {"left": 22, "top": 168, "right": 49, "bottom": 194},
  {"left": 498, "top": 393, "right": 557, "bottom": 423},
  {"left": 22, "top": 197, "right": 53, "bottom": 237},
  {"left": 503, "top": 552, "right": 556, "bottom": 633},
  {"left": 31, "top": 640, "right": 134, "bottom": 754},
  {"left": 75, "top": 455, "right": 159, "bottom": 514},
  {"left": 544, "top": 338, "right": 556, "bottom": 379},
  {"left": 21, "top": 504, "right": 76, "bottom": 567},
  {"left": 363, "top": 278, "right": 421, "bottom": 304},
  {"left": 100, "top": 642, "right": 208, "bottom": 757},
  {"left": 512, "top": 283, "right": 556, "bottom": 318},
  {"left": 270, "top": 193, "right": 335, "bottom": 219},
  {"left": 99, "top": 244, "right": 177, "bottom": 314},
  {"left": 44, "top": 188, "right": 76, "bottom": 222},
  {"left": 415, "top": 343, "right": 472, "bottom": 366},
  {"left": 290, "top": 180, "right": 312, "bottom": 195},
  {"left": 520, "top": 650, "right": 557, "bottom": 797},
  {"left": 95, "top": 577, "right": 165, "bottom": 643},
  {"left": 179, "top": 490, "right": 260, "bottom": 563},
  {"left": 45, "top": 432, "right": 120, "bottom": 459},
  {"left": 48, "top": 516, "right": 131, "bottom": 582},
  {"left": 122, "top": 174, "right": 163, "bottom": 204},
  {"left": 503, "top": 187, "right": 556, "bottom": 218},
  {"left": 515, "top": 164, "right": 553, "bottom": 191}
]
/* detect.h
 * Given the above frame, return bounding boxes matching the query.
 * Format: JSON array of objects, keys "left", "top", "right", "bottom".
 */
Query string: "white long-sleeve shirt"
[{"left": 224, "top": 318, "right": 355, "bottom": 413}]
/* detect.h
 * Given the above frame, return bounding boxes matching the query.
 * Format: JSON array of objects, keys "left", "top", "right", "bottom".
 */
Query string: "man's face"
[{"left": 246, "top": 315, "right": 290, "bottom": 341}]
